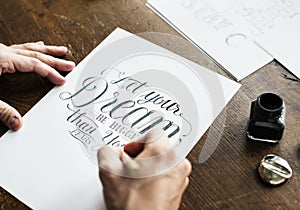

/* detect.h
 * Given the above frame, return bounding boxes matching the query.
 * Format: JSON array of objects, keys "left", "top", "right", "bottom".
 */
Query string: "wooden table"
[{"left": 0, "top": 0, "right": 299, "bottom": 209}]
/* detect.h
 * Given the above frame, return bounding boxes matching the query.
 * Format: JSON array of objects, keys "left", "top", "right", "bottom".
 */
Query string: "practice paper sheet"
[
  {"left": 0, "top": 28, "right": 240, "bottom": 209},
  {"left": 255, "top": 15, "right": 300, "bottom": 79},
  {"left": 147, "top": 0, "right": 300, "bottom": 80}
]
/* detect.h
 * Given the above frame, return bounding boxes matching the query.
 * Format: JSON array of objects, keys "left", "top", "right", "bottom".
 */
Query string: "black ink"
[
  {"left": 137, "top": 91, "right": 182, "bottom": 116},
  {"left": 66, "top": 104, "right": 98, "bottom": 134},
  {"left": 61, "top": 77, "right": 109, "bottom": 108},
  {"left": 109, "top": 100, "right": 136, "bottom": 119}
]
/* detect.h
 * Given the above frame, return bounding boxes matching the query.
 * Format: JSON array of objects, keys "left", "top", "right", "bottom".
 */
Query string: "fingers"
[
  {"left": 10, "top": 41, "right": 69, "bottom": 56},
  {"left": 184, "top": 176, "right": 190, "bottom": 190},
  {"left": 172, "top": 159, "right": 192, "bottom": 191},
  {"left": 97, "top": 146, "right": 123, "bottom": 175},
  {"left": 181, "top": 159, "right": 192, "bottom": 177},
  {"left": 126, "top": 130, "right": 178, "bottom": 177},
  {"left": 0, "top": 42, "right": 75, "bottom": 85},
  {"left": 0, "top": 100, "right": 22, "bottom": 131},
  {"left": 120, "top": 151, "right": 141, "bottom": 177},
  {"left": 0, "top": 56, "right": 15, "bottom": 75},
  {"left": 171, "top": 159, "right": 192, "bottom": 185},
  {"left": 12, "top": 53, "right": 67, "bottom": 85},
  {"left": 180, "top": 162, "right": 191, "bottom": 193},
  {"left": 169, "top": 159, "right": 191, "bottom": 209},
  {"left": 168, "top": 177, "right": 190, "bottom": 210},
  {"left": 174, "top": 159, "right": 192, "bottom": 188},
  {"left": 13, "top": 48, "right": 75, "bottom": 72},
  {"left": 137, "top": 129, "right": 172, "bottom": 158}
]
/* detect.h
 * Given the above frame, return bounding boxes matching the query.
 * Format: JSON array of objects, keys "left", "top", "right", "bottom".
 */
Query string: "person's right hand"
[
  {"left": 0, "top": 41, "right": 75, "bottom": 131},
  {"left": 98, "top": 131, "right": 192, "bottom": 210}
]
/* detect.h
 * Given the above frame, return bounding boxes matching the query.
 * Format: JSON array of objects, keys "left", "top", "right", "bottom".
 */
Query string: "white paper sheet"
[
  {"left": 255, "top": 14, "right": 300, "bottom": 79},
  {"left": 0, "top": 28, "right": 240, "bottom": 210},
  {"left": 147, "top": 0, "right": 300, "bottom": 80}
]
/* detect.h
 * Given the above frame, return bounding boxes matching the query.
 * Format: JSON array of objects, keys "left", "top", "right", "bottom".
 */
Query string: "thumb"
[{"left": 0, "top": 100, "right": 23, "bottom": 131}]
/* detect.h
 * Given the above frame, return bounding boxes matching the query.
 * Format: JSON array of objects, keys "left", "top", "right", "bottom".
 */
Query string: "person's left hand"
[
  {"left": 0, "top": 41, "right": 75, "bottom": 130},
  {"left": 0, "top": 41, "right": 75, "bottom": 84}
]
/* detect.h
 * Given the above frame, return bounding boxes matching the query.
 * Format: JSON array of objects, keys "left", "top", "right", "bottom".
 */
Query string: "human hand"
[
  {"left": 98, "top": 131, "right": 192, "bottom": 210},
  {"left": 0, "top": 41, "right": 75, "bottom": 130}
]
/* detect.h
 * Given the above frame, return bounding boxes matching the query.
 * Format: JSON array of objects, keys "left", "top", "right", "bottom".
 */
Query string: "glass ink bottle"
[{"left": 247, "top": 93, "right": 285, "bottom": 143}]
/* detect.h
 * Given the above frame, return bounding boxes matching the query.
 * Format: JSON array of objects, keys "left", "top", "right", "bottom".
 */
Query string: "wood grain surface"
[{"left": 0, "top": 0, "right": 299, "bottom": 209}]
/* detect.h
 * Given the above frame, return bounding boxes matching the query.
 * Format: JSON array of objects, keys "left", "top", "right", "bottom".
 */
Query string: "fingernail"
[
  {"left": 68, "top": 61, "right": 76, "bottom": 67},
  {"left": 63, "top": 61, "right": 76, "bottom": 71},
  {"left": 58, "top": 46, "right": 68, "bottom": 51},
  {"left": 58, "top": 76, "right": 66, "bottom": 85},
  {"left": 8, "top": 116, "right": 21, "bottom": 131}
]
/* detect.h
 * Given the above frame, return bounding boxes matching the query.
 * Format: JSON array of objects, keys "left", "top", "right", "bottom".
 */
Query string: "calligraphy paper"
[
  {"left": 0, "top": 28, "right": 240, "bottom": 209},
  {"left": 147, "top": 0, "right": 300, "bottom": 80},
  {"left": 255, "top": 15, "right": 300, "bottom": 79}
]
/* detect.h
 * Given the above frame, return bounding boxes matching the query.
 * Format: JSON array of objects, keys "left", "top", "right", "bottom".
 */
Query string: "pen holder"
[{"left": 247, "top": 93, "right": 285, "bottom": 143}]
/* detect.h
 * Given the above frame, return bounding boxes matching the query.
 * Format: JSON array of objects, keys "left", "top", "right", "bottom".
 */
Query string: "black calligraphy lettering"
[{"left": 109, "top": 101, "right": 135, "bottom": 119}]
